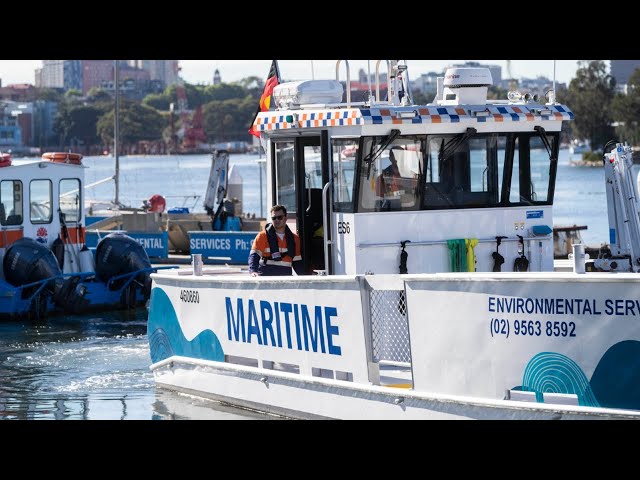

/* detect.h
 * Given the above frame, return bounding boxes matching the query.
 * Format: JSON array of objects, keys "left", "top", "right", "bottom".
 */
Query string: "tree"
[
  {"left": 142, "top": 92, "right": 171, "bottom": 111},
  {"left": 35, "top": 88, "right": 63, "bottom": 102},
  {"left": 86, "top": 88, "right": 113, "bottom": 103},
  {"left": 202, "top": 97, "right": 256, "bottom": 142},
  {"left": 53, "top": 101, "right": 109, "bottom": 150},
  {"left": 64, "top": 89, "right": 83, "bottom": 100},
  {"left": 97, "top": 101, "right": 166, "bottom": 149},
  {"left": 611, "top": 68, "right": 640, "bottom": 146},
  {"left": 565, "top": 60, "right": 616, "bottom": 152},
  {"left": 204, "top": 83, "right": 248, "bottom": 102}
]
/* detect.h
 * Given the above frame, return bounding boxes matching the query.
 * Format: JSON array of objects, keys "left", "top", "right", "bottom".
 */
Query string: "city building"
[
  {"left": 129, "top": 60, "right": 179, "bottom": 87},
  {"left": 0, "top": 84, "right": 38, "bottom": 102}
]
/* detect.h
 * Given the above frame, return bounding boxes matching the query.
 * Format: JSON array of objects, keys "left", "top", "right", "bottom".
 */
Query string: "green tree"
[
  {"left": 142, "top": 92, "right": 171, "bottom": 111},
  {"left": 611, "top": 68, "right": 640, "bottom": 146},
  {"left": 53, "top": 101, "right": 73, "bottom": 148},
  {"left": 35, "top": 88, "right": 63, "bottom": 102},
  {"left": 64, "top": 89, "right": 83, "bottom": 100},
  {"left": 204, "top": 83, "right": 247, "bottom": 102},
  {"left": 565, "top": 60, "right": 616, "bottom": 152},
  {"left": 53, "top": 101, "right": 109, "bottom": 149},
  {"left": 86, "top": 87, "right": 113, "bottom": 103},
  {"left": 203, "top": 97, "right": 256, "bottom": 142},
  {"left": 97, "top": 101, "right": 166, "bottom": 149}
]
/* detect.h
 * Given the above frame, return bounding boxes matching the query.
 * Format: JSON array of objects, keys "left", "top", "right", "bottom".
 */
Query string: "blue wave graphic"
[
  {"left": 520, "top": 352, "right": 599, "bottom": 406},
  {"left": 515, "top": 340, "right": 640, "bottom": 410},
  {"left": 590, "top": 340, "right": 640, "bottom": 410},
  {"left": 147, "top": 288, "right": 224, "bottom": 364}
]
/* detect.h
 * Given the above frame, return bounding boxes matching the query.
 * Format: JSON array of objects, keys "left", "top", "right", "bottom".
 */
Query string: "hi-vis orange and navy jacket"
[{"left": 248, "top": 224, "right": 303, "bottom": 276}]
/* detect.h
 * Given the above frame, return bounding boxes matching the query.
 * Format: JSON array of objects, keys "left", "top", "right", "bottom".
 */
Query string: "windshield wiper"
[
  {"left": 364, "top": 129, "right": 401, "bottom": 179},
  {"left": 439, "top": 127, "right": 477, "bottom": 162},
  {"left": 534, "top": 126, "right": 556, "bottom": 162}
]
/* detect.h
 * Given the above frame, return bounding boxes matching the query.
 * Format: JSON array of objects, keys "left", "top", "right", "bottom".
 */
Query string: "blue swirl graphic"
[
  {"left": 521, "top": 352, "right": 599, "bottom": 406},
  {"left": 147, "top": 288, "right": 224, "bottom": 364},
  {"left": 515, "top": 340, "right": 640, "bottom": 410}
]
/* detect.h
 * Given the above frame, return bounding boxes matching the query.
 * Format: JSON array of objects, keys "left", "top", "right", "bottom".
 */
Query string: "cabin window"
[
  {"left": 508, "top": 136, "right": 522, "bottom": 203},
  {"left": 331, "top": 138, "right": 357, "bottom": 212},
  {"left": 353, "top": 131, "right": 558, "bottom": 212},
  {"left": 424, "top": 133, "right": 498, "bottom": 208},
  {"left": 30, "top": 179, "right": 53, "bottom": 224},
  {"left": 0, "top": 180, "right": 23, "bottom": 226},
  {"left": 273, "top": 141, "right": 296, "bottom": 214},
  {"left": 528, "top": 136, "right": 552, "bottom": 203},
  {"left": 59, "top": 178, "right": 81, "bottom": 223},
  {"left": 357, "top": 136, "right": 423, "bottom": 212},
  {"left": 506, "top": 133, "right": 557, "bottom": 205}
]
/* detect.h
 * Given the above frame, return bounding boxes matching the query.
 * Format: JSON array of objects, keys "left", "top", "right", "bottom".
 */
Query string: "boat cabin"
[
  {"left": 253, "top": 61, "right": 571, "bottom": 275},
  {"left": 0, "top": 157, "right": 85, "bottom": 281}
]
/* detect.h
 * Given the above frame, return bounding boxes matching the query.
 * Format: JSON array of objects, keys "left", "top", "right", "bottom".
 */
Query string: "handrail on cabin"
[
  {"left": 375, "top": 60, "right": 391, "bottom": 103},
  {"left": 335, "top": 60, "right": 351, "bottom": 107}
]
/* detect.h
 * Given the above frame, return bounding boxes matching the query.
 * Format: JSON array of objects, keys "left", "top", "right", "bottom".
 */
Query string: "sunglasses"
[{"left": 271, "top": 215, "right": 285, "bottom": 221}]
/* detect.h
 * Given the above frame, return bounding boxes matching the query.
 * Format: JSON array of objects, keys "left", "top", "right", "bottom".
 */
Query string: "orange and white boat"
[
  {"left": 0, "top": 153, "right": 171, "bottom": 321},
  {"left": 41, "top": 151, "right": 83, "bottom": 165}
]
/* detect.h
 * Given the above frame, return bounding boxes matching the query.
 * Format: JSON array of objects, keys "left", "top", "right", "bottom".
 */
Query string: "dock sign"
[
  {"left": 189, "top": 231, "right": 258, "bottom": 264},
  {"left": 85, "top": 230, "right": 169, "bottom": 258}
]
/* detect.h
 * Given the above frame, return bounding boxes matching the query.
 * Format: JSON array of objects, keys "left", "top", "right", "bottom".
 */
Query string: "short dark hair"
[{"left": 270, "top": 205, "right": 287, "bottom": 216}]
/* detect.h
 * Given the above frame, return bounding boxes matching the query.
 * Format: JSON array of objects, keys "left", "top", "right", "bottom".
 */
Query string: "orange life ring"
[
  {"left": 0, "top": 153, "right": 11, "bottom": 167},
  {"left": 42, "top": 152, "right": 83, "bottom": 164}
]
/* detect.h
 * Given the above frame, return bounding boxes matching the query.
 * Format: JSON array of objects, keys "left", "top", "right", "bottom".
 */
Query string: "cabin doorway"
[{"left": 271, "top": 134, "right": 329, "bottom": 275}]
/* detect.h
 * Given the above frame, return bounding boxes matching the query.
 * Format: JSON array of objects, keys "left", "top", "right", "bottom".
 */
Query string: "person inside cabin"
[
  {"left": 248, "top": 205, "right": 303, "bottom": 276},
  {"left": 375, "top": 148, "right": 403, "bottom": 197}
]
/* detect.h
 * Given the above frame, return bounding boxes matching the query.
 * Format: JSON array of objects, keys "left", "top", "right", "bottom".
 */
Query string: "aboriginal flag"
[{"left": 249, "top": 60, "right": 281, "bottom": 138}]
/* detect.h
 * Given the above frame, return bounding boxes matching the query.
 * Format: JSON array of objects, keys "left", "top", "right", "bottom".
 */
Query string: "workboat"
[
  {"left": 1, "top": 153, "right": 172, "bottom": 321},
  {"left": 147, "top": 60, "right": 640, "bottom": 419}
]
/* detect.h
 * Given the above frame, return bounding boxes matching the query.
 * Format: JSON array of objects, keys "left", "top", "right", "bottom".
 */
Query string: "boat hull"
[
  {"left": 148, "top": 271, "right": 640, "bottom": 419},
  {"left": 152, "top": 356, "right": 638, "bottom": 420}
]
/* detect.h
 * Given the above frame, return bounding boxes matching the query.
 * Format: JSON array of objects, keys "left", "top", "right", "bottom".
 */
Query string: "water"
[
  {"left": 82, "top": 153, "right": 267, "bottom": 218},
  {"left": 0, "top": 309, "right": 279, "bottom": 420},
  {"left": 1, "top": 148, "right": 608, "bottom": 420}
]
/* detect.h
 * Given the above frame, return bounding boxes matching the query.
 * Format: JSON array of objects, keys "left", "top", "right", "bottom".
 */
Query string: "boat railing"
[
  {"left": 322, "top": 181, "right": 332, "bottom": 275},
  {"left": 375, "top": 60, "right": 391, "bottom": 103},
  {"left": 335, "top": 60, "right": 351, "bottom": 107},
  {"left": 15, "top": 274, "right": 65, "bottom": 302},
  {"left": 106, "top": 265, "right": 178, "bottom": 291},
  {"left": 357, "top": 234, "right": 551, "bottom": 249}
]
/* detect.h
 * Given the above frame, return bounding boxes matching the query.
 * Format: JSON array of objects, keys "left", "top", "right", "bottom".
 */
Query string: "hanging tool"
[
  {"left": 513, "top": 235, "right": 530, "bottom": 271},
  {"left": 399, "top": 240, "right": 410, "bottom": 274},
  {"left": 492, "top": 236, "right": 507, "bottom": 272}
]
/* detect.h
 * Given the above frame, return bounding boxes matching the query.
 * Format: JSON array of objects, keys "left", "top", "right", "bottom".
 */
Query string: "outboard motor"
[
  {"left": 3, "top": 238, "right": 88, "bottom": 313},
  {"left": 3, "top": 238, "right": 62, "bottom": 296},
  {"left": 95, "top": 232, "right": 152, "bottom": 301}
]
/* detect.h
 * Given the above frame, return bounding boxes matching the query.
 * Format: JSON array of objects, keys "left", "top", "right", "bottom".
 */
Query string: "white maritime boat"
[{"left": 147, "top": 60, "right": 640, "bottom": 419}]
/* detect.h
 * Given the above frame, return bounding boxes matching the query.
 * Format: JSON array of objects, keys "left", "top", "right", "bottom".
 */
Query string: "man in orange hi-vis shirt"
[{"left": 248, "top": 205, "right": 303, "bottom": 276}]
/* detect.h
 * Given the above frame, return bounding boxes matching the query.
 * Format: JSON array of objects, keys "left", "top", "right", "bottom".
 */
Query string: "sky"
[{"left": 0, "top": 60, "right": 585, "bottom": 87}]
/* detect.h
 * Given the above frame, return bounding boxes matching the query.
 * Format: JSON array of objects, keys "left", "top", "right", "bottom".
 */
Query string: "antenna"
[{"left": 114, "top": 60, "right": 120, "bottom": 207}]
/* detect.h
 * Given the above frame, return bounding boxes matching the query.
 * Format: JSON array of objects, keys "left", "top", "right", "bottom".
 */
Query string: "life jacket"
[{"left": 264, "top": 222, "right": 296, "bottom": 264}]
